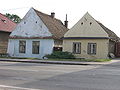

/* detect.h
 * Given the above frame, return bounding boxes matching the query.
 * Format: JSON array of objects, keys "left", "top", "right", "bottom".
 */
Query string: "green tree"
[{"left": 5, "top": 13, "right": 21, "bottom": 23}]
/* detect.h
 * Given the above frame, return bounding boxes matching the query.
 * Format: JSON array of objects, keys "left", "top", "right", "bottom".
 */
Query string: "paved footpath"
[{"left": 0, "top": 58, "right": 119, "bottom": 65}]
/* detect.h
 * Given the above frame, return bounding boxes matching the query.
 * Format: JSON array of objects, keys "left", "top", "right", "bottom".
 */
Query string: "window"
[
  {"left": 90, "top": 22, "right": 92, "bottom": 25},
  {"left": 73, "top": 42, "right": 81, "bottom": 54},
  {"left": 88, "top": 43, "right": 97, "bottom": 55},
  {"left": 81, "top": 22, "right": 83, "bottom": 25},
  {"left": 32, "top": 41, "right": 40, "bottom": 54},
  {"left": 19, "top": 41, "right": 26, "bottom": 53}
]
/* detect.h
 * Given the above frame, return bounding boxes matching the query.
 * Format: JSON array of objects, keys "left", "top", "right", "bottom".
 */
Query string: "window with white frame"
[
  {"left": 88, "top": 43, "right": 97, "bottom": 55},
  {"left": 73, "top": 42, "right": 81, "bottom": 54},
  {"left": 19, "top": 41, "right": 26, "bottom": 53},
  {"left": 32, "top": 41, "right": 40, "bottom": 54}
]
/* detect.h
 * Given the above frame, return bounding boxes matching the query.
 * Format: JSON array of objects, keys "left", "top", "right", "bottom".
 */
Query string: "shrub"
[{"left": 45, "top": 51, "right": 75, "bottom": 59}]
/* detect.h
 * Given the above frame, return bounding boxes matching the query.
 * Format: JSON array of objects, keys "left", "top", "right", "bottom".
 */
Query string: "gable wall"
[
  {"left": 64, "top": 13, "right": 108, "bottom": 38},
  {"left": 10, "top": 8, "right": 52, "bottom": 38}
]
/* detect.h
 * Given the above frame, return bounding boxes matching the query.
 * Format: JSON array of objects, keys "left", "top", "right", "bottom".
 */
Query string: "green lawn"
[
  {"left": 0, "top": 56, "right": 111, "bottom": 62},
  {"left": 47, "top": 58, "right": 111, "bottom": 62}
]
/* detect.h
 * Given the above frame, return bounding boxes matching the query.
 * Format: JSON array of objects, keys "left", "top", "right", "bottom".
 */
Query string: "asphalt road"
[{"left": 0, "top": 61, "right": 120, "bottom": 90}]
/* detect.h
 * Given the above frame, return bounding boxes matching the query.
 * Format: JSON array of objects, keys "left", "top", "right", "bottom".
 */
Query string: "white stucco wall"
[
  {"left": 10, "top": 8, "right": 52, "bottom": 37},
  {"left": 7, "top": 8, "right": 54, "bottom": 59},
  {"left": 7, "top": 39, "right": 54, "bottom": 59}
]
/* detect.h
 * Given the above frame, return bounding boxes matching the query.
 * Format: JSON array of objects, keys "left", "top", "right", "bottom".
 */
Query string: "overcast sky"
[{"left": 0, "top": 0, "right": 120, "bottom": 36}]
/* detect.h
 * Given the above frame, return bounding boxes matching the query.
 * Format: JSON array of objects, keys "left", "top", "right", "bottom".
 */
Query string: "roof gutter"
[{"left": 63, "top": 37, "right": 110, "bottom": 39}]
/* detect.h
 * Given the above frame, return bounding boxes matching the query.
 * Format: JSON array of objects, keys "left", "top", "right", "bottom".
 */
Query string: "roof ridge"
[
  {"left": 96, "top": 20, "right": 115, "bottom": 34},
  {"left": 96, "top": 20, "right": 119, "bottom": 41},
  {"left": 34, "top": 9, "right": 50, "bottom": 17},
  {"left": 33, "top": 8, "right": 63, "bottom": 24},
  {"left": 33, "top": 8, "right": 68, "bottom": 39},
  {"left": 0, "top": 13, "right": 16, "bottom": 32},
  {"left": 0, "top": 13, "right": 16, "bottom": 24}
]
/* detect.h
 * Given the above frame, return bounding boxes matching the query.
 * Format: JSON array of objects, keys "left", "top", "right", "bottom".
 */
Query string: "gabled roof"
[
  {"left": 96, "top": 21, "right": 119, "bottom": 41},
  {"left": 34, "top": 9, "right": 68, "bottom": 39},
  {"left": 0, "top": 13, "right": 16, "bottom": 32},
  {"left": 64, "top": 12, "right": 119, "bottom": 41}
]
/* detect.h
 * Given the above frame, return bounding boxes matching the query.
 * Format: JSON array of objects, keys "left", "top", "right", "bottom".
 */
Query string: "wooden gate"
[{"left": 115, "top": 42, "right": 120, "bottom": 57}]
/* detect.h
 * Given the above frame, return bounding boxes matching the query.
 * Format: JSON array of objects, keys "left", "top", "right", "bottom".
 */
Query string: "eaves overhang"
[{"left": 63, "top": 37, "right": 110, "bottom": 39}]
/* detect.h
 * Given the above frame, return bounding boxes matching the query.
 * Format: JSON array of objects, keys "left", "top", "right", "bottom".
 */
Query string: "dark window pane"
[
  {"left": 19, "top": 41, "right": 26, "bottom": 53},
  {"left": 32, "top": 41, "right": 40, "bottom": 54},
  {"left": 88, "top": 43, "right": 97, "bottom": 55},
  {"left": 73, "top": 42, "right": 81, "bottom": 54}
]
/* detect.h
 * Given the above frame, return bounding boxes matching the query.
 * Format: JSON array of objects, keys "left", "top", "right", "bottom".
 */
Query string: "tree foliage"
[{"left": 5, "top": 13, "right": 21, "bottom": 23}]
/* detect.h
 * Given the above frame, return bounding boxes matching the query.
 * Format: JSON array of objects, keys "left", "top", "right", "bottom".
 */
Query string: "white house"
[{"left": 7, "top": 8, "right": 68, "bottom": 59}]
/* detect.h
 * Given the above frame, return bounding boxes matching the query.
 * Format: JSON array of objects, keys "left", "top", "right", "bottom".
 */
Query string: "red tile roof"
[{"left": 0, "top": 13, "right": 16, "bottom": 32}]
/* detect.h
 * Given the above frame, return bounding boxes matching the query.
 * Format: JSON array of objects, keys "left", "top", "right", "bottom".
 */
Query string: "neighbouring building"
[
  {"left": 63, "top": 12, "right": 119, "bottom": 59},
  {"left": 0, "top": 13, "right": 16, "bottom": 54},
  {"left": 7, "top": 8, "right": 68, "bottom": 59}
]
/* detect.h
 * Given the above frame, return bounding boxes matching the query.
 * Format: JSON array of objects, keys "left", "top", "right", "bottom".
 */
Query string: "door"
[{"left": 115, "top": 42, "right": 120, "bottom": 57}]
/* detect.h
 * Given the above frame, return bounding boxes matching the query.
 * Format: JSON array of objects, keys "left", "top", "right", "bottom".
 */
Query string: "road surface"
[{"left": 0, "top": 61, "right": 120, "bottom": 90}]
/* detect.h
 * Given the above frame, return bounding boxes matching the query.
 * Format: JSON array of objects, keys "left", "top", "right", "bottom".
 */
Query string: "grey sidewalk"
[{"left": 0, "top": 58, "right": 119, "bottom": 65}]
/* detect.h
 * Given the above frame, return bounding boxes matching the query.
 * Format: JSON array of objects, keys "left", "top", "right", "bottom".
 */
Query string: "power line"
[{"left": 0, "top": 7, "right": 29, "bottom": 12}]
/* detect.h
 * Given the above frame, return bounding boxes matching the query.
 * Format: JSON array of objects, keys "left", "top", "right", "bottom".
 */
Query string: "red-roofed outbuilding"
[{"left": 0, "top": 13, "right": 16, "bottom": 53}]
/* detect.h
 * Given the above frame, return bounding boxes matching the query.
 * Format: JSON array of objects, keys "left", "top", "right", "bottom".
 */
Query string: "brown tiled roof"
[
  {"left": 34, "top": 9, "right": 68, "bottom": 40},
  {"left": 96, "top": 21, "right": 119, "bottom": 41}
]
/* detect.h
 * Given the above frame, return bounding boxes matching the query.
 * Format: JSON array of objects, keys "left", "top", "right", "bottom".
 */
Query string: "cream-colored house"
[{"left": 63, "top": 12, "right": 119, "bottom": 59}]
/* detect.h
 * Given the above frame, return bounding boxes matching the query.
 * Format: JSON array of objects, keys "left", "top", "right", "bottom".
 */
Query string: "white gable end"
[
  {"left": 10, "top": 8, "right": 52, "bottom": 37},
  {"left": 65, "top": 12, "right": 108, "bottom": 37}
]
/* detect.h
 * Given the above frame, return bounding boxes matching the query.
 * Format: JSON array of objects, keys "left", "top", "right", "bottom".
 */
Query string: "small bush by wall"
[{"left": 45, "top": 51, "right": 75, "bottom": 59}]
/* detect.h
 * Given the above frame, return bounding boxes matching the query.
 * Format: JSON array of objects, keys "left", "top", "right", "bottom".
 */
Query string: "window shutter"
[{"left": 88, "top": 43, "right": 90, "bottom": 54}]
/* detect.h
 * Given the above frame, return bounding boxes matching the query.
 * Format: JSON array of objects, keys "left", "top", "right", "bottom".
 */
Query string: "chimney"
[
  {"left": 51, "top": 12, "right": 55, "bottom": 18},
  {"left": 64, "top": 14, "right": 68, "bottom": 28}
]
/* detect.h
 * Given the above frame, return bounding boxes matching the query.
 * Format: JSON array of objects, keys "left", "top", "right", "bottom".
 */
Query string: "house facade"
[
  {"left": 7, "top": 8, "right": 68, "bottom": 59},
  {"left": 0, "top": 13, "right": 16, "bottom": 54},
  {"left": 63, "top": 12, "right": 119, "bottom": 59}
]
